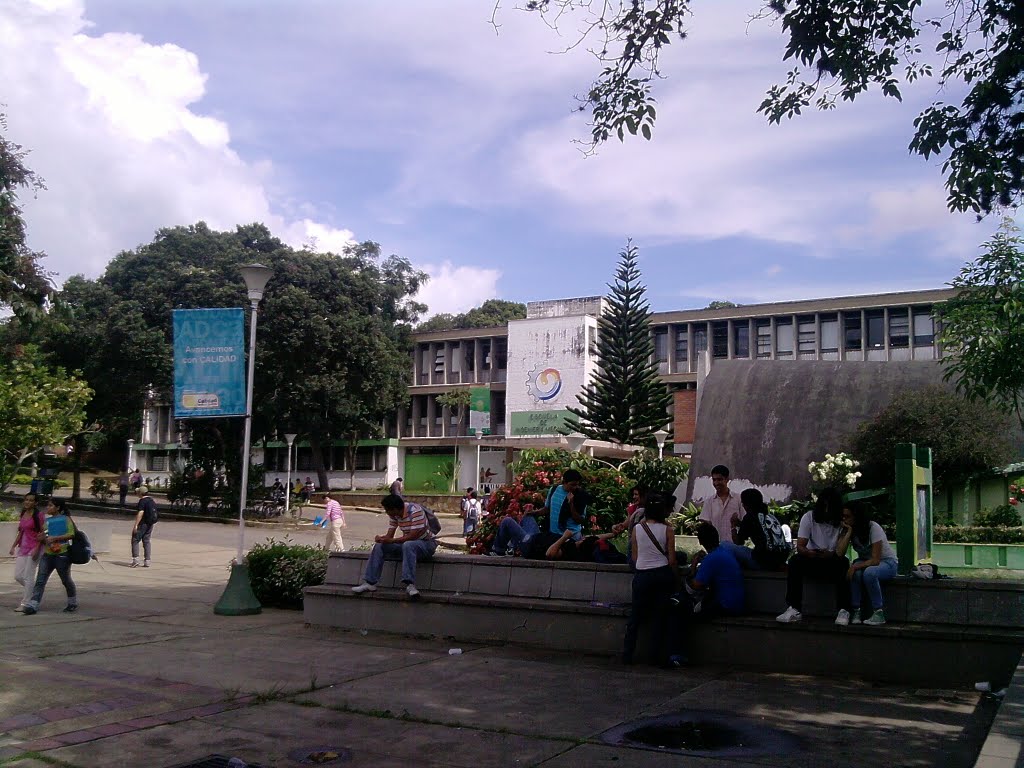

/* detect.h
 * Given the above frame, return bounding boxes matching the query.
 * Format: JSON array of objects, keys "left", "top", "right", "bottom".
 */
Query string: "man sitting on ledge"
[
  {"left": 487, "top": 500, "right": 620, "bottom": 561},
  {"left": 352, "top": 494, "right": 437, "bottom": 599}
]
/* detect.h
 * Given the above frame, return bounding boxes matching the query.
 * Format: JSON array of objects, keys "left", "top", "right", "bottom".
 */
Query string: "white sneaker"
[
  {"left": 143, "top": 560, "right": 151, "bottom": 568},
  {"left": 863, "top": 609, "right": 886, "bottom": 626},
  {"left": 835, "top": 609, "right": 851, "bottom": 626},
  {"left": 851, "top": 609, "right": 862, "bottom": 625},
  {"left": 13, "top": 605, "right": 25, "bottom": 613},
  {"left": 776, "top": 606, "right": 802, "bottom": 623},
  {"left": 405, "top": 583, "right": 420, "bottom": 598},
  {"left": 351, "top": 582, "right": 377, "bottom": 593}
]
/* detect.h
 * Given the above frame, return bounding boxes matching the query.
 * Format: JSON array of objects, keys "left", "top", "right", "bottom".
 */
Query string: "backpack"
[
  {"left": 758, "top": 512, "right": 790, "bottom": 557},
  {"left": 459, "top": 497, "right": 470, "bottom": 519},
  {"left": 414, "top": 504, "right": 442, "bottom": 535},
  {"left": 69, "top": 527, "right": 94, "bottom": 565},
  {"left": 141, "top": 497, "right": 159, "bottom": 526}
]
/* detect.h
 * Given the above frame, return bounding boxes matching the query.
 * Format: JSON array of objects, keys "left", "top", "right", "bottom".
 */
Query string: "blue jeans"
[
  {"left": 27, "top": 552, "right": 76, "bottom": 609},
  {"left": 363, "top": 539, "right": 437, "bottom": 586},
  {"left": 849, "top": 558, "right": 898, "bottom": 611},
  {"left": 720, "top": 541, "right": 760, "bottom": 570},
  {"left": 491, "top": 515, "right": 540, "bottom": 555},
  {"left": 463, "top": 515, "right": 478, "bottom": 536}
]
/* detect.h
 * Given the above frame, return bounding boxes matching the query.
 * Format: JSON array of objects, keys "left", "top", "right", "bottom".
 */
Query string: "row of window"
[
  {"left": 418, "top": 338, "right": 509, "bottom": 381},
  {"left": 653, "top": 308, "right": 936, "bottom": 362},
  {"left": 263, "top": 446, "right": 389, "bottom": 473}
]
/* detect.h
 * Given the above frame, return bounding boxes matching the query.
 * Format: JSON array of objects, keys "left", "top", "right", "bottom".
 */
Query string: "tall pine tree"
[{"left": 565, "top": 242, "right": 673, "bottom": 445}]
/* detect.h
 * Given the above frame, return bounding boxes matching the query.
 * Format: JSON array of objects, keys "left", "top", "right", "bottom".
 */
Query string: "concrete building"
[{"left": 132, "top": 287, "right": 956, "bottom": 494}]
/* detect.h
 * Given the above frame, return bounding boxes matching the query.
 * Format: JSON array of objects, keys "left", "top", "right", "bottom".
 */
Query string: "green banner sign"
[
  {"left": 509, "top": 409, "right": 572, "bottom": 436},
  {"left": 469, "top": 386, "right": 491, "bottom": 435}
]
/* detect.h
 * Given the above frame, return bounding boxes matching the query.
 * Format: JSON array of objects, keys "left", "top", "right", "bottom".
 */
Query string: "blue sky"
[{"left": 1, "top": 0, "right": 1006, "bottom": 316}]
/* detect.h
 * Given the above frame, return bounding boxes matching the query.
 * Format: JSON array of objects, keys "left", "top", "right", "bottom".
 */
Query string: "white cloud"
[
  {"left": 416, "top": 262, "right": 501, "bottom": 317},
  {"left": 1, "top": 0, "right": 355, "bottom": 279}
]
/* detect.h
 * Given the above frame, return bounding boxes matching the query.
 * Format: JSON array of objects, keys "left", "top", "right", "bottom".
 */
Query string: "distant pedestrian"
[
  {"left": 131, "top": 486, "right": 159, "bottom": 568},
  {"left": 463, "top": 490, "right": 481, "bottom": 536},
  {"left": 270, "top": 479, "right": 285, "bottom": 502},
  {"left": 324, "top": 495, "right": 346, "bottom": 552},
  {"left": 22, "top": 498, "right": 77, "bottom": 615},
  {"left": 9, "top": 493, "right": 44, "bottom": 612},
  {"left": 301, "top": 477, "right": 315, "bottom": 503},
  {"left": 129, "top": 469, "right": 142, "bottom": 491},
  {"left": 390, "top": 477, "right": 404, "bottom": 498},
  {"left": 118, "top": 470, "right": 130, "bottom": 507}
]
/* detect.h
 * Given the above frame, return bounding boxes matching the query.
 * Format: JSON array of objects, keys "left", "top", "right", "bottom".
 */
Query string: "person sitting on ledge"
[
  {"left": 544, "top": 468, "right": 587, "bottom": 541},
  {"left": 351, "top": 494, "right": 437, "bottom": 599},
  {"left": 487, "top": 502, "right": 619, "bottom": 561},
  {"left": 835, "top": 500, "right": 898, "bottom": 626}
]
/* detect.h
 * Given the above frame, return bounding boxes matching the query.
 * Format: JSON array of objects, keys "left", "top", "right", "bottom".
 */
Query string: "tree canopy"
[
  {"left": 417, "top": 298, "right": 526, "bottom": 332},
  {"left": 939, "top": 218, "right": 1024, "bottom": 430},
  {"left": 0, "top": 114, "right": 53, "bottom": 321},
  {"left": 565, "top": 242, "right": 673, "bottom": 444},
  {"left": 517, "top": 0, "right": 1024, "bottom": 215}
]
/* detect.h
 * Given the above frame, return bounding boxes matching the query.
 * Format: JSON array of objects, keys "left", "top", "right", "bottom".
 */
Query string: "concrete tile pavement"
[{"left": 0, "top": 521, "right": 1009, "bottom": 767}]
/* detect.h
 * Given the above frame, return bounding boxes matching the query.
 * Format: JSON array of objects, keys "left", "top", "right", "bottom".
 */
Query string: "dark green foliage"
[
  {"left": 565, "top": 242, "right": 672, "bottom": 445},
  {"left": 618, "top": 452, "right": 688, "bottom": 495},
  {"left": 934, "top": 525, "right": 1024, "bottom": 544},
  {"left": 417, "top": 299, "right": 526, "bottom": 332},
  {"left": 521, "top": 1, "right": 1024, "bottom": 215},
  {"left": 245, "top": 538, "right": 328, "bottom": 609},
  {"left": 0, "top": 113, "right": 53, "bottom": 321},
  {"left": 704, "top": 300, "right": 738, "bottom": 310},
  {"left": 939, "top": 220, "right": 1024, "bottom": 430},
  {"left": 848, "top": 385, "right": 1013, "bottom": 492},
  {"left": 973, "top": 504, "right": 1023, "bottom": 528}
]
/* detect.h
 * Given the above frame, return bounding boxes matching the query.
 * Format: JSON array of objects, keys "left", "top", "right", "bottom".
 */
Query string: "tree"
[
  {"left": 437, "top": 388, "right": 472, "bottom": 492},
  {"left": 704, "top": 300, "right": 738, "bottom": 310},
  {"left": 0, "top": 346, "right": 92, "bottom": 491},
  {"left": 939, "top": 219, "right": 1024, "bottom": 430},
  {"left": 516, "top": 1, "right": 1024, "bottom": 215},
  {"left": 565, "top": 242, "right": 672, "bottom": 444},
  {"left": 0, "top": 113, "right": 53, "bottom": 321},
  {"left": 416, "top": 299, "right": 526, "bottom": 332},
  {"left": 848, "top": 385, "right": 1013, "bottom": 494}
]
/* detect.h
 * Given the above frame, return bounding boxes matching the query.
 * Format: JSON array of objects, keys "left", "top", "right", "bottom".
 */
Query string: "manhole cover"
[
  {"left": 286, "top": 746, "right": 353, "bottom": 764},
  {"left": 601, "top": 712, "right": 800, "bottom": 758},
  {"left": 166, "top": 756, "right": 267, "bottom": 768}
]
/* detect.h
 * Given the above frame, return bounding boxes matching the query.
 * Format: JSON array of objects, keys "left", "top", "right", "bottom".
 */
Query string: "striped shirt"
[
  {"left": 392, "top": 503, "right": 432, "bottom": 540},
  {"left": 325, "top": 498, "right": 345, "bottom": 522}
]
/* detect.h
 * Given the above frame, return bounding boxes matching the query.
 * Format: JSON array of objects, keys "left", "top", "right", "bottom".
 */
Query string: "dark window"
[
  {"left": 798, "top": 316, "right": 816, "bottom": 354},
  {"left": 674, "top": 328, "right": 688, "bottom": 363},
  {"left": 913, "top": 309, "right": 935, "bottom": 346},
  {"left": 844, "top": 312, "right": 862, "bottom": 350},
  {"left": 494, "top": 338, "right": 508, "bottom": 369},
  {"left": 355, "top": 447, "right": 374, "bottom": 471},
  {"left": 756, "top": 319, "right": 771, "bottom": 358},
  {"left": 734, "top": 322, "right": 750, "bottom": 358},
  {"left": 712, "top": 322, "right": 729, "bottom": 358},
  {"left": 889, "top": 309, "right": 909, "bottom": 348},
  {"left": 492, "top": 390, "right": 506, "bottom": 425},
  {"left": 481, "top": 340, "right": 491, "bottom": 369},
  {"left": 653, "top": 329, "right": 668, "bottom": 362},
  {"left": 820, "top": 314, "right": 839, "bottom": 352},
  {"left": 866, "top": 310, "right": 885, "bottom": 348},
  {"left": 694, "top": 327, "right": 708, "bottom": 353},
  {"left": 775, "top": 318, "right": 794, "bottom": 357},
  {"left": 464, "top": 343, "right": 475, "bottom": 372}
]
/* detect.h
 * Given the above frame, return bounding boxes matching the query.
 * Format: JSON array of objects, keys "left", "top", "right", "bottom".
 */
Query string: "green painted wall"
[{"left": 404, "top": 453, "right": 455, "bottom": 492}]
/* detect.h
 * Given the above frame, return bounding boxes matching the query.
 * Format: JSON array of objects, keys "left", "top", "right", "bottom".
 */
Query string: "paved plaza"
[{"left": 0, "top": 516, "right": 1012, "bottom": 767}]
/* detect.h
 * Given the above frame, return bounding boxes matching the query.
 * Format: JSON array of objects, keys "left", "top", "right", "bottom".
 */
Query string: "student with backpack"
[
  {"left": 722, "top": 488, "right": 790, "bottom": 570},
  {"left": 131, "top": 485, "right": 159, "bottom": 568},
  {"left": 21, "top": 498, "right": 78, "bottom": 615},
  {"left": 351, "top": 494, "right": 437, "bottom": 599},
  {"left": 9, "top": 493, "right": 44, "bottom": 612}
]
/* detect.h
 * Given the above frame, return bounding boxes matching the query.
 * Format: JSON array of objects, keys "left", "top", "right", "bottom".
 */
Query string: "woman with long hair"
[
  {"left": 623, "top": 491, "right": 681, "bottom": 667},
  {"left": 21, "top": 498, "right": 77, "bottom": 616},
  {"left": 9, "top": 493, "right": 44, "bottom": 612},
  {"left": 836, "top": 501, "right": 898, "bottom": 626}
]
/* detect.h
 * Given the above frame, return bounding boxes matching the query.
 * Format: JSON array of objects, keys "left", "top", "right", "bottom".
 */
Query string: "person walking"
[
  {"left": 324, "top": 494, "right": 346, "bottom": 552},
  {"left": 463, "top": 490, "right": 482, "bottom": 536},
  {"left": 130, "top": 486, "right": 159, "bottom": 568},
  {"left": 118, "top": 470, "right": 130, "bottom": 507},
  {"left": 9, "top": 493, "right": 44, "bottom": 612},
  {"left": 22, "top": 498, "right": 77, "bottom": 615}
]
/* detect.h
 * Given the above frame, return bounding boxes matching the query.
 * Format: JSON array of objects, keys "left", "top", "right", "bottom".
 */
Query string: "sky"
[{"left": 1, "top": 0, "right": 1009, "bottom": 317}]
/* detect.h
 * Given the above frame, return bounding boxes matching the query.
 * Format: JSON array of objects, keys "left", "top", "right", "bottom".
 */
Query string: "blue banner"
[{"left": 173, "top": 308, "right": 246, "bottom": 419}]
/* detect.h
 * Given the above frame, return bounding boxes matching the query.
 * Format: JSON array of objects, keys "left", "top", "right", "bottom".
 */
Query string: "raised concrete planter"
[{"left": 0, "top": 520, "right": 113, "bottom": 554}]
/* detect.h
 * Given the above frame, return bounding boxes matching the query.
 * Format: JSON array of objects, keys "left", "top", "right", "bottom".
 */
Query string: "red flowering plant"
[
  {"left": 1009, "top": 479, "right": 1024, "bottom": 507},
  {"left": 465, "top": 448, "right": 631, "bottom": 554}
]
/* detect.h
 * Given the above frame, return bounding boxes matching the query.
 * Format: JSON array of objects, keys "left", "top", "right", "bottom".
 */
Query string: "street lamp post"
[
  {"left": 653, "top": 427, "right": 670, "bottom": 459},
  {"left": 284, "top": 433, "right": 298, "bottom": 518},
  {"left": 215, "top": 262, "right": 272, "bottom": 617},
  {"left": 474, "top": 430, "right": 483, "bottom": 493},
  {"left": 126, "top": 438, "right": 135, "bottom": 471}
]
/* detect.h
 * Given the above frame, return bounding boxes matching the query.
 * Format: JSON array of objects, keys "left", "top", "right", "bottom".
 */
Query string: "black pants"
[
  {"left": 785, "top": 553, "right": 851, "bottom": 611},
  {"left": 623, "top": 565, "right": 679, "bottom": 665},
  {"left": 119, "top": 484, "right": 129, "bottom": 506}
]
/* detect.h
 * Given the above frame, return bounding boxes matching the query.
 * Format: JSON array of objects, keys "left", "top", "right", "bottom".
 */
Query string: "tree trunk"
[
  {"left": 310, "top": 436, "right": 329, "bottom": 492},
  {"left": 70, "top": 433, "right": 83, "bottom": 502},
  {"left": 347, "top": 433, "right": 359, "bottom": 492}
]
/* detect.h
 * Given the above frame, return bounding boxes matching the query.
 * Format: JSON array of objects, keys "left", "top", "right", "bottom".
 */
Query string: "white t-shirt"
[
  {"left": 797, "top": 511, "right": 840, "bottom": 552},
  {"left": 634, "top": 521, "right": 671, "bottom": 571},
  {"left": 852, "top": 521, "right": 897, "bottom": 561}
]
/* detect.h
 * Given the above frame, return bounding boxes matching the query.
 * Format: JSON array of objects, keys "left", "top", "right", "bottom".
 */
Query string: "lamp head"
[
  {"left": 564, "top": 434, "right": 586, "bottom": 453},
  {"left": 653, "top": 428, "right": 669, "bottom": 448},
  {"left": 284, "top": 432, "right": 298, "bottom": 446},
  {"left": 240, "top": 263, "right": 273, "bottom": 303}
]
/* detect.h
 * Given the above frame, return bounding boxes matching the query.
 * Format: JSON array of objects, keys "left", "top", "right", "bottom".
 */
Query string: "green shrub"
[
  {"left": 934, "top": 525, "right": 1024, "bottom": 544},
  {"left": 244, "top": 538, "right": 328, "bottom": 609},
  {"left": 0, "top": 507, "right": 18, "bottom": 522},
  {"left": 973, "top": 504, "right": 1023, "bottom": 528},
  {"left": 618, "top": 453, "right": 688, "bottom": 496}
]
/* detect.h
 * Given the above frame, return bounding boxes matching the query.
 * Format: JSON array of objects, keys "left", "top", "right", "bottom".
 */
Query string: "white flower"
[{"left": 845, "top": 473, "right": 857, "bottom": 487}]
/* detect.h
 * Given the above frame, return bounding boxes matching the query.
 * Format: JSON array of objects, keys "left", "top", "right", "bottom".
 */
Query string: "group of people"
[
  {"left": 117, "top": 468, "right": 145, "bottom": 507},
  {"left": 9, "top": 485, "right": 160, "bottom": 615}
]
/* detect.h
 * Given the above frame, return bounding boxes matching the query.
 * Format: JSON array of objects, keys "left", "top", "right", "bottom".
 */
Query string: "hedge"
[
  {"left": 244, "top": 538, "right": 328, "bottom": 609},
  {"left": 933, "top": 526, "right": 1024, "bottom": 544}
]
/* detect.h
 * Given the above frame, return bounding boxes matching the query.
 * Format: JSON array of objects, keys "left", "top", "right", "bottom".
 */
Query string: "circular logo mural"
[{"left": 528, "top": 367, "right": 562, "bottom": 402}]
